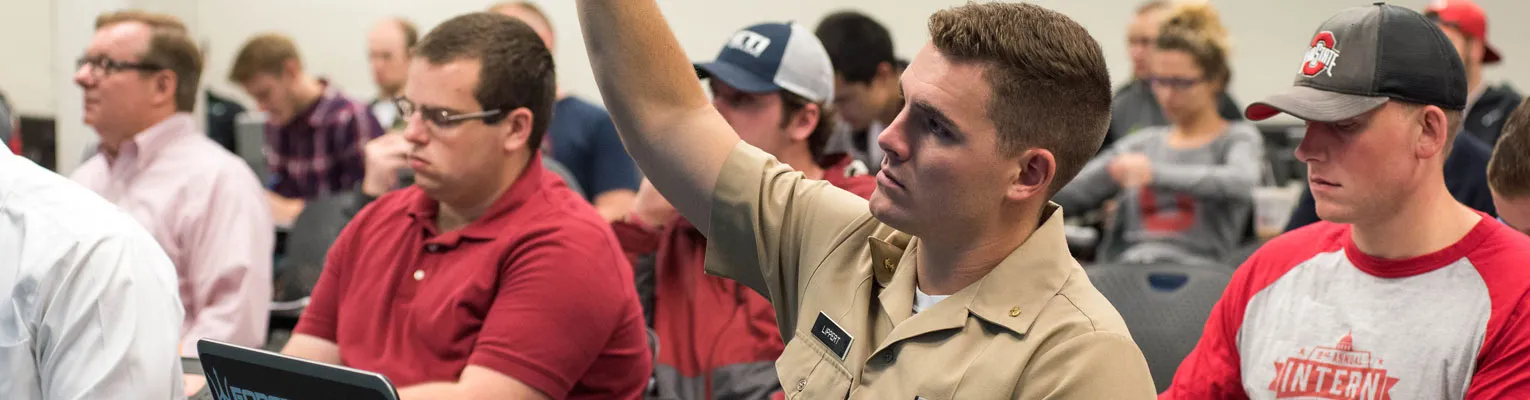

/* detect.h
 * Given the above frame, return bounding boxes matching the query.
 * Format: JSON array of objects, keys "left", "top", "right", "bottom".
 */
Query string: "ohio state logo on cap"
[{"left": 1301, "top": 31, "right": 1341, "bottom": 78}]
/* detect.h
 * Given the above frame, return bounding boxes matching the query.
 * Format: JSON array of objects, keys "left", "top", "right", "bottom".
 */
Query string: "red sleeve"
[
  {"left": 467, "top": 227, "right": 637, "bottom": 399},
  {"left": 610, "top": 219, "right": 661, "bottom": 262},
  {"left": 1468, "top": 294, "right": 1530, "bottom": 398},
  {"left": 1465, "top": 230, "right": 1530, "bottom": 398},
  {"left": 1160, "top": 223, "right": 1341, "bottom": 399}
]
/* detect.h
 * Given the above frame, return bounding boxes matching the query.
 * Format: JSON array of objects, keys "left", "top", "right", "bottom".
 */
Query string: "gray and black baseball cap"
[
  {"left": 694, "top": 22, "right": 835, "bottom": 104},
  {"left": 1246, "top": 2, "right": 1467, "bottom": 122}
]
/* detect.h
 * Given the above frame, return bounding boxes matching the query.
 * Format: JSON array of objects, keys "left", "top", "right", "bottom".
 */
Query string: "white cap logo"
[
  {"left": 727, "top": 31, "right": 772, "bottom": 58},
  {"left": 1301, "top": 31, "right": 1341, "bottom": 78}
]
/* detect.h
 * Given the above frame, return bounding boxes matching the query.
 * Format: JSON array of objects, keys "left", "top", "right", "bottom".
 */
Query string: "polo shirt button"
[
  {"left": 795, "top": 378, "right": 806, "bottom": 391},
  {"left": 413, "top": 270, "right": 425, "bottom": 281},
  {"left": 426, "top": 244, "right": 443, "bottom": 253}
]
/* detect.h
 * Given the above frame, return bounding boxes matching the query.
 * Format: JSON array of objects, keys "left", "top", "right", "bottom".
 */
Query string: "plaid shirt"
[{"left": 265, "top": 82, "right": 384, "bottom": 199}]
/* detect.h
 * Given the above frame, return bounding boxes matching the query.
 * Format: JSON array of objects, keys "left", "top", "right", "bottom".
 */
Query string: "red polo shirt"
[{"left": 294, "top": 157, "right": 651, "bottom": 399}]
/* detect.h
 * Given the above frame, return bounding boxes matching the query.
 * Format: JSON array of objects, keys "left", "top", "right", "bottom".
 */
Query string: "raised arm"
[{"left": 575, "top": 0, "right": 740, "bottom": 235}]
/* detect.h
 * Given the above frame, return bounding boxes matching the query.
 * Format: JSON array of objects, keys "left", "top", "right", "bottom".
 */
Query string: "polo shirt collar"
[
  {"left": 872, "top": 203, "right": 1073, "bottom": 338},
  {"left": 406, "top": 156, "right": 548, "bottom": 243}
]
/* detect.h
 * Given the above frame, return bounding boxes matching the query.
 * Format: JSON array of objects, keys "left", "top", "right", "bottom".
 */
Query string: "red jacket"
[{"left": 613, "top": 155, "right": 874, "bottom": 400}]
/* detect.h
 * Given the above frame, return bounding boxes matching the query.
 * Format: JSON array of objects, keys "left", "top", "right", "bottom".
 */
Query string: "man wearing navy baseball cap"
[
  {"left": 1164, "top": 3, "right": 1530, "bottom": 398},
  {"left": 610, "top": 21, "right": 876, "bottom": 399}
]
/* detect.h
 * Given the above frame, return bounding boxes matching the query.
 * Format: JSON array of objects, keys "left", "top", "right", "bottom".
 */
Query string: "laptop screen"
[{"left": 198, "top": 340, "right": 396, "bottom": 400}]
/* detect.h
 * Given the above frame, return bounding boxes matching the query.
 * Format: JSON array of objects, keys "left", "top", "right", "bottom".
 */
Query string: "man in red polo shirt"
[
  {"left": 611, "top": 22, "right": 874, "bottom": 400},
  {"left": 282, "top": 12, "right": 651, "bottom": 400}
]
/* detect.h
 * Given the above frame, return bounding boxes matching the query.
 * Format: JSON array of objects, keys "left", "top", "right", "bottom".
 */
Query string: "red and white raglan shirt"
[{"left": 1162, "top": 213, "right": 1530, "bottom": 400}]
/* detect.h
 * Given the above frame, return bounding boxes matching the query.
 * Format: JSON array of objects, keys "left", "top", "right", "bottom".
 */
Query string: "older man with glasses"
[{"left": 69, "top": 10, "right": 273, "bottom": 361}]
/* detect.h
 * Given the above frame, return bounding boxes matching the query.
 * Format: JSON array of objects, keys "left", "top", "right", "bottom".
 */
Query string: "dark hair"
[
  {"left": 1489, "top": 98, "right": 1530, "bottom": 197},
  {"left": 1155, "top": 2, "right": 1232, "bottom": 89},
  {"left": 414, "top": 12, "right": 555, "bottom": 151},
  {"left": 928, "top": 2, "right": 1112, "bottom": 196},
  {"left": 815, "top": 11, "right": 896, "bottom": 84},
  {"left": 778, "top": 91, "right": 837, "bottom": 162},
  {"left": 97, "top": 10, "right": 202, "bottom": 112}
]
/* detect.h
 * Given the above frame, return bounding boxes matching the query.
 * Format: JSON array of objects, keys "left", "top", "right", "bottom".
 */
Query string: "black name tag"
[{"left": 811, "top": 312, "right": 852, "bottom": 360}]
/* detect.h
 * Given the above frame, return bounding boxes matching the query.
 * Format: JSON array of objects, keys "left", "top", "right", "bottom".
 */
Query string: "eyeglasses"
[
  {"left": 76, "top": 56, "right": 163, "bottom": 79},
  {"left": 1146, "top": 76, "right": 1207, "bottom": 90},
  {"left": 394, "top": 96, "right": 505, "bottom": 129}
]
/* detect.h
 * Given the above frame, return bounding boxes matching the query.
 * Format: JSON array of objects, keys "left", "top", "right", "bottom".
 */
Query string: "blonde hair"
[{"left": 1156, "top": 1, "right": 1231, "bottom": 88}]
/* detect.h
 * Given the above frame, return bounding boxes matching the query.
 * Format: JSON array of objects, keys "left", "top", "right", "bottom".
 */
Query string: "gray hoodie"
[{"left": 1056, "top": 121, "right": 1265, "bottom": 265}]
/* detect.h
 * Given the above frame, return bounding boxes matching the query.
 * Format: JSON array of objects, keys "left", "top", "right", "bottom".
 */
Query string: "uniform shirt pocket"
[{"left": 777, "top": 331, "right": 853, "bottom": 399}]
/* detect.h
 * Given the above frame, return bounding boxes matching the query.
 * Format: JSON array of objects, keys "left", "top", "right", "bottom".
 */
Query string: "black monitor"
[{"left": 196, "top": 339, "right": 399, "bottom": 400}]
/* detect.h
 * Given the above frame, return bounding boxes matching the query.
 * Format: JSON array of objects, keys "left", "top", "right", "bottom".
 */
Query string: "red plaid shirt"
[{"left": 265, "top": 81, "right": 384, "bottom": 199}]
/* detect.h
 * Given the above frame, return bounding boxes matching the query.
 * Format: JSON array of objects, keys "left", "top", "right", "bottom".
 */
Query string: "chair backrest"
[
  {"left": 271, "top": 192, "right": 360, "bottom": 318},
  {"left": 1085, "top": 262, "right": 1233, "bottom": 393},
  {"left": 541, "top": 156, "right": 584, "bottom": 199}
]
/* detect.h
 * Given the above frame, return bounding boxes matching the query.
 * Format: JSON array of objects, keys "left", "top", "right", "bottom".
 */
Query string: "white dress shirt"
[{"left": 1, "top": 147, "right": 186, "bottom": 399}]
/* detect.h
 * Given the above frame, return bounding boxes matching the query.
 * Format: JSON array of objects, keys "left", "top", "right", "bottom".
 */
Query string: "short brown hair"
[
  {"left": 96, "top": 10, "right": 202, "bottom": 112},
  {"left": 777, "top": 91, "right": 837, "bottom": 163},
  {"left": 928, "top": 3, "right": 1112, "bottom": 195},
  {"left": 1489, "top": 98, "right": 1530, "bottom": 198},
  {"left": 415, "top": 12, "right": 555, "bottom": 151},
  {"left": 229, "top": 33, "right": 301, "bottom": 84},
  {"left": 1156, "top": 2, "right": 1232, "bottom": 89}
]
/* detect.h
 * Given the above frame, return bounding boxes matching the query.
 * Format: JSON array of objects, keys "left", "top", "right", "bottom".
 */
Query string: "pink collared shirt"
[{"left": 72, "top": 112, "right": 273, "bottom": 355}]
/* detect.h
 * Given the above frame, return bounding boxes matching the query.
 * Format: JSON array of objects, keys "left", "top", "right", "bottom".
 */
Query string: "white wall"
[{"left": 7, "top": 0, "right": 1529, "bottom": 172}]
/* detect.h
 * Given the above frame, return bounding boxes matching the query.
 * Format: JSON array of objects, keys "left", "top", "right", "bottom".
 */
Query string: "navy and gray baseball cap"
[
  {"left": 1246, "top": 2, "right": 1467, "bottom": 122},
  {"left": 695, "top": 22, "right": 834, "bottom": 103}
]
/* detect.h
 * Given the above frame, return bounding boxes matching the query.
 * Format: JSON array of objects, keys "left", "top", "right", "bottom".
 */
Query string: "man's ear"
[
  {"left": 787, "top": 102, "right": 820, "bottom": 141},
  {"left": 155, "top": 70, "right": 177, "bottom": 100},
  {"left": 281, "top": 58, "right": 302, "bottom": 80},
  {"left": 1007, "top": 149, "right": 1056, "bottom": 202},
  {"left": 500, "top": 107, "right": 535, "bottom": 153},
  {"left": 1416, "top": 105, "right": 1451, "bottom": 160}
]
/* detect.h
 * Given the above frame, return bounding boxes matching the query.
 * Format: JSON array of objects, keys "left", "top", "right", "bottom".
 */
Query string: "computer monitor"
[
  {"left": 197, "top": 339, "right": 399, "bottom": 400},
  {"left": 235, "top": 112, "right": 269, "bottom": 183}
]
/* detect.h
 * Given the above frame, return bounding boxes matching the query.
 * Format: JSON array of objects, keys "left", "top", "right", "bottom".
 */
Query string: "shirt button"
[
  {"left": 878, "top": 352, "right": 895, "bottom": 364},
  {"left": 795, "top": 378, "right": 806, "bottom": 391},
  {"left": 413, "top": 270, "right": 425, "bottom": 281},
  {"left": 426, "top": 244, "right": 443, "bottom": 253}
]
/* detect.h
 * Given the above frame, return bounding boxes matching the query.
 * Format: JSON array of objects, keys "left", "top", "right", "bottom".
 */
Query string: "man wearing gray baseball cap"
[{"left": 1162, "top": 3, "right": 1530, "bottom": 399}]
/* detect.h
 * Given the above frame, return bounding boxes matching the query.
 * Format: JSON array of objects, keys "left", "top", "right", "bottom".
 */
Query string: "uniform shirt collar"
[{"left": 871, "top": 202, "right": 1075, "bottom": 336}]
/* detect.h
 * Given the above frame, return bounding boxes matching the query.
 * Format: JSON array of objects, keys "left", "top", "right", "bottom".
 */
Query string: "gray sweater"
[{"left": 1056, "top": 122, "right": 1264, "bottom": 265}]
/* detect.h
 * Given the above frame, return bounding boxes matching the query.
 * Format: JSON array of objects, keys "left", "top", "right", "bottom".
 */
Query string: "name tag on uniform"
[{"left": 811, "top": 312, "right": 852, "bottom": 360}]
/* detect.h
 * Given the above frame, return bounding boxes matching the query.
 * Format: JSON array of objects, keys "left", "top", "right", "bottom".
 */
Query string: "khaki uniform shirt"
[{"left": 705, "top": 143, "right": 1156, "bottom": 399}]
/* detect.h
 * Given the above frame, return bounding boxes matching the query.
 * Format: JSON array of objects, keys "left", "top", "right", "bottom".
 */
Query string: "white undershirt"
[{"left": 913, "top": 287, "right": 952, "bottom": 314}]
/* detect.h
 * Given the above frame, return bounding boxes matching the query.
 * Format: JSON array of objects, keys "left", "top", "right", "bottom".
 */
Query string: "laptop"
[{"left": 197, "top": 339, "right": 399, "bottom": 400}]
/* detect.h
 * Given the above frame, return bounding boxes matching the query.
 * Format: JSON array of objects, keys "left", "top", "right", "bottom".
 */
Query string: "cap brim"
[
  {"left": 1484, "top": 44, "right": 1502, "bottom": 64},
  {"left": 1245, "top": 85, "right": 1389, "bottom": 123},
  {"left": 693, "top": 62, "right": 780, "bottom": 94}
]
